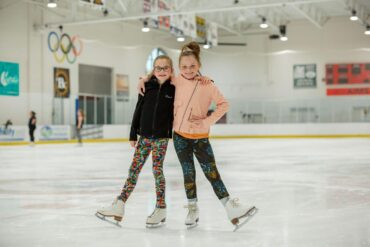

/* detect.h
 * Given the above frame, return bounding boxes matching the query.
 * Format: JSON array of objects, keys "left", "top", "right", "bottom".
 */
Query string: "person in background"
[
  {"left": 76, "top": 109, "right": 84, "bottom": 146},
  {"left": 4, "top": 119, "right": 12, "bottom": 130},
  {"left": 28, "top": 111, "right": 36, "bottom": 146}
]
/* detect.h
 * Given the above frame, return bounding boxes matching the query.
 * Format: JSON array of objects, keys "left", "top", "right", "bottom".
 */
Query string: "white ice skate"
[
  {"left": 184, "top": 202, "right": 199, "bottom": 229},
  {"left": 225, "top": 198, "right": 258, "bottom": 232},
  {"left": 146, "top": 208, "right": 166, "bottom": 228},
  {"left": 96, "top": 198, "right": 125, "bottom": 227}
]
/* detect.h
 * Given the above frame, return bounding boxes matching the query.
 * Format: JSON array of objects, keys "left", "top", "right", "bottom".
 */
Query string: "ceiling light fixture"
[
  {"left": 365, "top": 25, "right": 370, "bottom": 35},
  {"left": 279, "top": 25, "right": 288, "bottom": 41},
  {"left": 350, "top": 9, "right": 359, "bottom": 21},
  {"left": 47, "top": 0, "right": 57, "bottom": 8},
  {"left": 260, "top": 17, "right": 269, "bottom": 29},
  {"left": 203, "top": 42, "right": 211, "bottom": 49},
  {"left": 176, "top": 36, "right": 185, "bottom": 42},
  {"left": 141, "top": 20, "right": 150, "bottom": 32},
  {"left": 280, "top": 36, "right": 288, "bottom": 41}
]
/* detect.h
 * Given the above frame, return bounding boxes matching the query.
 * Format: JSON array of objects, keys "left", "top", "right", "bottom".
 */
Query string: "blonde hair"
[
  {"left": 78, "top": 109, "right": 85, "bottom": 118},
  {"left": 179, "top": 42, "right": 201, "bottom": 66}
]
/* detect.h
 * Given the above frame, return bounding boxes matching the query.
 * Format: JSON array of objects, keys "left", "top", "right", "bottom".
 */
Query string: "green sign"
[
  {"left": 293, "top": 64, "right": 316, "bottom": 88},
  {"left": 0, "top": 61, "right": 19, "bottom": 96}
]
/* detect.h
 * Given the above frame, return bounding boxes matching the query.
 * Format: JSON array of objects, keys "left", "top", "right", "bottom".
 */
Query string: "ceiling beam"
[
  {"left": 44, "top": 0, "right": 339, "bottom": 27},
  {"left": 290, "top": 3, "right": 329, "bottom": 28}
]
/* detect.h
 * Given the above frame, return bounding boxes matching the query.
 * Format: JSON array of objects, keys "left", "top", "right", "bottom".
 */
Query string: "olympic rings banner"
[{"left": 48, "top": 32, "right": 83, "bottom": 64}]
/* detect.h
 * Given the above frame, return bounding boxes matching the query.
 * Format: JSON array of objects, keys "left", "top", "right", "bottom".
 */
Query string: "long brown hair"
[{"left": 179, "top": 41, "right": 201, "bottom": 66}]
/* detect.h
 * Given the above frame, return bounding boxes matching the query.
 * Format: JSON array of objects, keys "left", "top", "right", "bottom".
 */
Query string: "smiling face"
[
  {"left": 153, "top": 58, "right": 172, "bottom": 84},
  {"left": 179, "top": 55, "right": 200, "bottom": 80}
]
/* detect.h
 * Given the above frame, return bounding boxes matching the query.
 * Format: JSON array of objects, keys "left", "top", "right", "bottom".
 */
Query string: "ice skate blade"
[
  {"left": 186, "top": 223, "right": 198, "bottom": 229},
  {"left": 146, "top": 221, "right": 166, "bottom": 229},
  {"left": 232, "top": 207, "right": 258, "bottom": 232},
  {"left": 186, "top": 218, "right": 199, "bottom": 229},
  {"left": 95, "top": 212, "right": 122, "bottom": 228}
]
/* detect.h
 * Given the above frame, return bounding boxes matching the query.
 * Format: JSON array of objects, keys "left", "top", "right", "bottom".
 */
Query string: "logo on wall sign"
[
  {"left": 40, "top": 126, "right": 53, "bottom": 138},
  {"left": 47, "top": 32, "right": 83, "bottom": 64}
]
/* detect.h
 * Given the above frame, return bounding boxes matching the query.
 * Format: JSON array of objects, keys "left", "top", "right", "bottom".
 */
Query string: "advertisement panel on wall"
[
  {"left": 0, "top": 126, "right": 26, "bottom": 141},
  {"left": 327, "top": 88, "right": 370, "bottom": 96},
  {"left": 293, "top": 64, "right": 317, "bottom": 88},
  {"left": 0, "top": 61, "right": 19, "bottom": 96},
  {"left": 38, "top": 125, "right": 70, "bottom": 140}
]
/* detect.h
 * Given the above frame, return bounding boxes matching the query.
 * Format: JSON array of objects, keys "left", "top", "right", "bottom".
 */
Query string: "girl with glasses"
[{"left": 96, "top": 55, "right": 175, "bottom": 228}]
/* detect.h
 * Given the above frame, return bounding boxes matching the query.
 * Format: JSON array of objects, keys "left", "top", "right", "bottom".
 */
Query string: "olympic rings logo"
[{"left": 47, "top": 32, "right": 83, "bottom": 64}]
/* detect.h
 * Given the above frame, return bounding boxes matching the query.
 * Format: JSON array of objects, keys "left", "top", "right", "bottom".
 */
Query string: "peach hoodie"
[{"left": 172, "top": 75, "right": 229, "bottom": 136}]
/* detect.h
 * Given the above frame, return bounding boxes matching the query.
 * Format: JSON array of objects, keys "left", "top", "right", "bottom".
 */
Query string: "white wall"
[{"left": 0, "top": 2, "right": 369, "bottom": 127}]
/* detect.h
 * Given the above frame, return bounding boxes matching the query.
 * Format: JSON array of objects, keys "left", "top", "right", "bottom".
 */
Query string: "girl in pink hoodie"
[{"left": 172, "top": 42, "right": 257, "bottom": 231}]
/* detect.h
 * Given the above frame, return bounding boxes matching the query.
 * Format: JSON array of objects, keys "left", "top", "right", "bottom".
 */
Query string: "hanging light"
[
  {"left": 279, "top": 25, "right": 288, "bottom": 41},
  {"left": 203, "top": 42, "right": 211, "bottom": 49},
  {"left": 280, "top": 36, "right": 288, "bottom": 41},
  {"left": 350, "top": 9, "right": 359, "bottom": 21},
  {"left": 365, "top": 25, "right": 370, "bottom": 35},
  {"left": 260, "top": 17, "right": 269, "bottom": 29},
  {"left": 47, "top": 0, "right": 57, "bottom": 8},
  {"left": 176, "top": 36, "right": 185, "bottom": 42},
  {"left": 141, "top": 20, "right": 150, "bottom": 32}
]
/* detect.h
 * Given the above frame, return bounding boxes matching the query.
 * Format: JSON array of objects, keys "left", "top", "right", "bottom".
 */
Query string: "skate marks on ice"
[
  {"left": 232, "top": 206, "right": 258, "bottom": 232},
  {"left": 95, "top": 212, "right": 122, "bottom": 228}
]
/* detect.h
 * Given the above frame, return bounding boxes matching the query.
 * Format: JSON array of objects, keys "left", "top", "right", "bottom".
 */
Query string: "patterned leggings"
[
  {"left": 173, "top": 132, "right": 229, "bottom": 200},
  {"left": 119, "top": 137, "right": 168, "bottom": 208}
]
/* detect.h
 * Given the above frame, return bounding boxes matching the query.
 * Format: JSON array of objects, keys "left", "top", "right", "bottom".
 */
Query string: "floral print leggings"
[
  {"left": 173, "top": 132, "right": 230, "bottom": 201},
  {"left": 119, "top": 137, "right": 168, "bottom": 208}
]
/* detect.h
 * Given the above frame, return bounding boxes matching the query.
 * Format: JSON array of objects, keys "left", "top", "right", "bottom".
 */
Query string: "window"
[{"left": 146, "top": 48, "right": 167, "bottom": 73}]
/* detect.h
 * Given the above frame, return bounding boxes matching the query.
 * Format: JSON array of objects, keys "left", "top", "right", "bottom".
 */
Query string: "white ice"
[{"left": 0, "top": 138, "right": 370, "bottom": 247}]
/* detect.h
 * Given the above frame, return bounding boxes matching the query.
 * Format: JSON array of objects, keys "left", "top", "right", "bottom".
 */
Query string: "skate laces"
[
  {"left": 229, "top": 198, "right": 241, "bottom": 208},
  {"left": 184, "top": 204, "right": 198, "bottom": 218},
  {"left": 184, "top": 204, "right": 197, "bottom": 211},
  {"left": 149, "top": 208, "right": 161, "bottom": 217}
]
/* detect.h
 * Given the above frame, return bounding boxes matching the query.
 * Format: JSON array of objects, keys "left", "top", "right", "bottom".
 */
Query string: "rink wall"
[
  {"left": 103, "top": 123, "right": 370, "bottom": 138},
  {"left": 1, "top": 123, "right": 369, "bottom": 144}
]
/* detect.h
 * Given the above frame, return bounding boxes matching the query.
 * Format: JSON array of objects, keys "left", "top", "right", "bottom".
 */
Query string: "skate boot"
[
  {"left": 146, "top": 208, "right": 166, "bottom": 228},
  {"left": 184, "top": 201, "right": 199, "bottom": 229},
  {"left": 225, "top": 198, "right": 258, "bottom": 232},
  {"left": 96, "top": 198, "right": 125, "bottom": 227}
]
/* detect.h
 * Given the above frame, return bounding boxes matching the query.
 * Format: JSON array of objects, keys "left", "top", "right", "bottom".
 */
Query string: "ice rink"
[{"left": 0, "top": 138, "right": 370, "bottom": 247}]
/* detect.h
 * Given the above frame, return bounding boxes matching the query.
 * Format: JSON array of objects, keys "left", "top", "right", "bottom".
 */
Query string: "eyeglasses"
[{"left": 154, "top": 66, "right": 171, "bottom": 72}]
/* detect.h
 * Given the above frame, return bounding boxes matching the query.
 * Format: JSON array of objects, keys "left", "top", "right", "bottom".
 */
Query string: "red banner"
[{"left": 327, "top": 88, "right": 370, "bottom": 96}]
